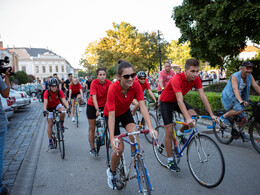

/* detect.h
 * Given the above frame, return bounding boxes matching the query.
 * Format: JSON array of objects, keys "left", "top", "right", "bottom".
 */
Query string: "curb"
[{"left": 10, "top": 116, "right": 46, "bottom": 195}]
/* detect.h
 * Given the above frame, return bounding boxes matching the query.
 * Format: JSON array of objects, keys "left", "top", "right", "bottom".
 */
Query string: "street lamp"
[{"left": 158, "top": 30, "right": 162, "bottom": 71}]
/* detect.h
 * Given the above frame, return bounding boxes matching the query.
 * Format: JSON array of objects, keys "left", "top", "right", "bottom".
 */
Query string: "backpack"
[{"left": 48, "top": 89, "right": 62, "bottom": 103}]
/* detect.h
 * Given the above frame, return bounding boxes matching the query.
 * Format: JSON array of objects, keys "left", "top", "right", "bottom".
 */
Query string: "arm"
[
  {"left": 251, "top": 76, "right": 260, "bottom": 95},
  {"left": 231, "top": 76, "right": 244, "bottom": 103},
  {"left": 61, "top": 97, "right": 69, "bottom": 109},
  {"left": 175, "top": 92, "right": 194, "bottom": 127},
  {"left": 92, "top": 94, "right": 99, "bottom": 116},
  {"left": 197, "top": 88, "right": 216, "bottom": 119},
  {"left": 148, "top": 89, "right": 157, "bottom": 103},
  {"left": 159, "top": 79, "right": 164, "bottom": 90},
  {"left": 80, "top": 88, "right": 83, "bottom": 97},
  {"left": 43, "top": 98, "right": 48, "bottom": 110},
  {"left": 1, "top": 69, "right": 11, "bottom": 98},
  {"left": 69, "top": 89, "right": 72, "bottom": 101},
  {"left": 108, "top": 111, "right": 118, "bottom": 152}
]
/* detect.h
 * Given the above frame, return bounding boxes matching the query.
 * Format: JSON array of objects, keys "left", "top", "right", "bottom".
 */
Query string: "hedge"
[{"left": 184, "top": 91, "right": 260, "bottom": 115}]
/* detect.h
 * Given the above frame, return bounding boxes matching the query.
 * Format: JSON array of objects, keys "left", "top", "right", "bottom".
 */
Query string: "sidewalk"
[{"left": 2, "top": 102, "right": 43, "bottom": 193}]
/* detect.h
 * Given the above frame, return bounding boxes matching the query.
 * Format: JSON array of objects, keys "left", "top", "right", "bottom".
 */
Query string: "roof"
[
  {"left": 242, "top": 46, "right": 259, "bottom": 52},
  {"left": 7, "top": 47, "right": 58, "bottom": 57}
]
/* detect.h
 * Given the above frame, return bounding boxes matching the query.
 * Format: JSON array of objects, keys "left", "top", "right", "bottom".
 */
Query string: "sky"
[{"left": 0, "top": 0, "right": 183, "bottom": 69}]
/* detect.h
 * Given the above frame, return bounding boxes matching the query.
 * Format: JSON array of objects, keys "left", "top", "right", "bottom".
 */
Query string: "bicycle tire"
[
  {"left": 56, "top": 123, "right": 61, "bottom": 152},
  {"left": 249, "top": 121, "right": 260, "bottom": 154},
  {"left": 152, "top": 126, "right": 168, "bottom": 168},
  {"left": 59, "top": 126, "right": 65, "bottom": 159},
  {"left": 155, "top": 106, "right": 163, "bottom": 125},
  {"left": 52, "top": 131, "right": 57, "bottom": 149},
  {"left": 95, "top": 136, "right": 101, "bottom": 155},
  {"left": 76, "top": 104, "right": 79, "bottom": 128},
  {"left": 137, "top": 156, "right": 152, "bottom": 195},
  {"left": 186, "top": 134, "right": 225, "bottom": 188},
  {"left": 144, "top": 113, "right": 158, "bottom": 144},
  {"left": 105, "top": 129, "right": 111, "bottom": 167},
  {"left": 116, "top": 155, "right": 126, "bottom": 190},
  {"left": 213, "top": 124, "right": 233, "bottom": 144}
]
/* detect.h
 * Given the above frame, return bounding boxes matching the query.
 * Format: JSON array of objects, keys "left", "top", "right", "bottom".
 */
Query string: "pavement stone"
[{"left": 2, "top": 102, "right": 43, "bottom": 193}]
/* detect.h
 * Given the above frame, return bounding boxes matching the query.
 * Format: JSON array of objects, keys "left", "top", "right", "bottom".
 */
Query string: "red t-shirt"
[
  {"left": 157, "top": 69, "right": 175, "bottom": 91},
  {"left": 87, "top": 79, "right": 112, "bottom": 107},
  {"left": 134, "top": 77, "right": 151, "bottom": 92},
  {"left": 160, "top": 72, "right": 202, "bottom": 103},
  {"left": 44, "top": 89, "right": 65, "bottom": 108},
  {"left": 69, "top": 83, "right": 82, "bottom": 94},
  {"left": 104, "top": 80, "right": 144, "bottom": 117}
]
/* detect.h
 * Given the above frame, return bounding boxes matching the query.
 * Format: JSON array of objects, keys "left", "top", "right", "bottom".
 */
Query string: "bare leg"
[
  {"left": 88, "top": 119, "right": 96, "bottom": 149},
  {"left": 165, "top": 123, "right": 174, "bottom": 157}
]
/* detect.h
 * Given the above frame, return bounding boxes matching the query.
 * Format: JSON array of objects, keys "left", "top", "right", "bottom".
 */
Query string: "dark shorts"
[
  {"left": 160, "top": 101, "right": 193, "bottom": 125},
  {"left": 86, "top": 104, "right": 104, "bottom": 119},
  {"left": 105, "top": 109, "right": 135, "bottom": 136},
  {"left": 71, "top": 92, "right": 80, "bottom": 99},
  {"left": 158, "top": 91, "right": 162, "bottom": 95}
]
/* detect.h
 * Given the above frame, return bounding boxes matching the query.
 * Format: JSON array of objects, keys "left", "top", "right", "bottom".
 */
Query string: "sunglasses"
[
  {"left": 50, "top": 85, "right": 58, "bottom": 87},
  {"left": 139, "top": 77, "right": 146, "bottom": 80},
  {"left": 121, "top": 73, "right": 136, "bottom": 80}
]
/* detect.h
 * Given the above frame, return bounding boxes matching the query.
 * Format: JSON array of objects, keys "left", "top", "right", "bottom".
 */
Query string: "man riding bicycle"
[
  {"left": 160, "top": 59, "right": 217, "bottom": 172},
  {"left": 132, "top": 71, "right": 158, "bottom": 116},
  {"left": 43, "top": 78, "right": 70, "bottom": 149},
  {"left": 221, "top": 61, "right": 260, "bottom": 141}
]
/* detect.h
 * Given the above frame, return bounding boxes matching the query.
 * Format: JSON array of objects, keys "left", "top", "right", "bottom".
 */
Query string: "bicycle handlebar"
[{"left": 116, "top": 129, "right": 150, "bottom": 139}]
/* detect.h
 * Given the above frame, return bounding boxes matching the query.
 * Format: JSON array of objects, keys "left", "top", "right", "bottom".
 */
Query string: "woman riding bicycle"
[
  {"left": 87, "top": 68, "right": 112, "bottom": 156},
  {"left": 69, "top": 77, "right": 83, "bottom": 122},
  {"left": 104, "top": 60, "right": 158, "bottom": 190}
]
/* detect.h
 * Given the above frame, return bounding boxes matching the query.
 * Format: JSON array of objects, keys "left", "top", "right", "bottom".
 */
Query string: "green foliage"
[
  {"left": 166, "top": 40, "right": 192, "bottom": 70},
  {"left": 203, "top": 82, "right": 227, "bottom": 93},
  {"left": 173, "top": 0, "right": 260, "bottom": 67},
  {"left": 184, "top": 91, "right": 260, "bottom": 115},
  {"left": 78, "top": 70, "right": 87, "bottom": 78},
  {"left": 12, "top": 71, "right": 29, "bottom": 84}
]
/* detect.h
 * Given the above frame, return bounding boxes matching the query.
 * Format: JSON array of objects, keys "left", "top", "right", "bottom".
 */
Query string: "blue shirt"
[{"left": 0, "top": 76, "right": 8, "bottom": 129}]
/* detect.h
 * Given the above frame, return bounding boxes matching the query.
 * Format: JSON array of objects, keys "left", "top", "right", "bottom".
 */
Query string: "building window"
[
  {"left": 62, "top": 66, "right": 64, "bottom": 72},
  {"left": 22, "top": 66, "right": 26, "bottom": 72},
  {"left": 49, "top": 66, "right": 52, "bottom": 73},
  {"left": 43, "top": 66, "right": 46, "bottom": 73},
  {"left": 56, "top": 66, "right": 58, "bottom": 72},
  {"left": 36, "top": 66, "right": 39, "bottom": 73}
]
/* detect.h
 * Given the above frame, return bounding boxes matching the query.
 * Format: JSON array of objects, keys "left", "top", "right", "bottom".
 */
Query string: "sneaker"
[
  {"left": 72, "top": 117, "right": 75, "bottom": 122},
  {"left": 0, "top": 188, "right": 8, "bottom": 195},
  {"left": 106, "top": 168, "right": 117, "bottom": 190},
  {"left": 176, "top": 132, "right": 187, "bottom": 145},
  {"left": 220, "top": 115, "right": 231, "bottom": 126},
  {"left": 241, "top": 132, "right": 250, "bottom": 142},
  {"left": 167, "top": 160, "right": 180, "bottom": 172},
  {"left": 49, "top": 143, "right": 54, "bottom": 149},
  {"left": 90, "top": 148, "right": 97, "bottom": 156}
]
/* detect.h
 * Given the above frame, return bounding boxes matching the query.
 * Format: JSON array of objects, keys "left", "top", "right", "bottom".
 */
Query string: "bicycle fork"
[{"left": 194, "top": 135, "right": 209, "bottom": 163}]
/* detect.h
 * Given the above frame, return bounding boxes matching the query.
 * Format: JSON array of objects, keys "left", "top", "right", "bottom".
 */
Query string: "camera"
[{"left": 0, "top": 56, "right": 13, "bottom": 75}]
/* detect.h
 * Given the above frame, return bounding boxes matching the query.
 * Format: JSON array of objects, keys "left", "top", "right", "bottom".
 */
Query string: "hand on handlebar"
[
  {"left": 150, "top": 128, "right": 158, "bottom": 140},
  {"left": 43, "top": 110, "right": 49, "bottom": 118},
  {"left": 187, "top": 118, "right": 196, "bottom": 128},
  {"left": 111, "top": 138, "right": 120, "bottom": 153}
]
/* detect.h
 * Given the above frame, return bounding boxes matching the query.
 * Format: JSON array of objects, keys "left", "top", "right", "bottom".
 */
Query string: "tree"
[
  {"left": 78, "top": 70, "right": 87, "bottom": 78},
  {"left": 166, "top": 40, "right": 192, "bottom": 69},
  {"left": 13, "top": 71, "right": 29, "bottom": 84},
  {"left": 172, "top": 0, "right": 260, "bottom": 67}
]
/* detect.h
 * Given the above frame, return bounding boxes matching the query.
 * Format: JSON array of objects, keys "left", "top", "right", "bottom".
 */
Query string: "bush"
[
  {"left": 184, "top": 91, "right": 260, "bottom": 115},
  {"left": 203, "top": 82, "right": 227, "bottom": 93}
]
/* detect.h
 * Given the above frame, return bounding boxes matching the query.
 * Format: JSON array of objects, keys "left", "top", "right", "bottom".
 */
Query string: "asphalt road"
[{"left": 31, "top": 105, "right": 260, "bottom": 195}]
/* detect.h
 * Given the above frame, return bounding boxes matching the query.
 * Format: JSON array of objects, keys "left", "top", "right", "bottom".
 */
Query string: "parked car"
[
  {"left": 16, "top": 84, "right": 37, "bottom": 97},
  {"left": 0, "top": 94, "right": 17, "bottom": 118},
  {"left": 10, "top": 89, "right": 30, "bottom": 109}
]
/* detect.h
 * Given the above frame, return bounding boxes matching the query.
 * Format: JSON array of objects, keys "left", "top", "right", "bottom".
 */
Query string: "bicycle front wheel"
[
  {"left": 213, "top": 124, "right": 233, "bottom": 144},
  {"left": 144, "top": 113, "right": 158, "bottom": 144},
  {"left": 136, "top": 156, "right": 152, "bottom": 195},
  {"left": 57, "top": 123, "right": 65, "bottom": 159},
  {"left": 105, "top": 129, "right": 111, "bottom": 167},
  {"left": 187, "top": 134, "right": 225, "bottom": 188},
  {"left": 249, "top": 121, "right": 260, "bottom": 153},
  {"left": 76, "top": 104, "right": 79, "bottom": 127},
  {"left": 152, "top": 126, "right": 168, "bottom": 168}
]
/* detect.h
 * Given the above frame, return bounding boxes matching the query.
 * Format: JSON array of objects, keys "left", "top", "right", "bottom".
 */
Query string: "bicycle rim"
[
  {"left": 213, "top": 125, "right": 233, "bottom": 144},
  {"left": 144, "top": 114, "right": 158, "bottom": 144},
  {"left": 137, "top": 156, "right": 152, "bottom": 195},
  {"left": 76, "top": 105, "right": 79, "bottom": 127},
  {"left": 56, "top": 124, "right": 61, "bottom": 152},
  {"left": 249, "top": 121, "right": 260, "bottom": 153},
  {"left": 156, "top": 107, "right": 163, "bottom": 125},
  {"left": 116, "top": 155, "right": 126, "bottom": 190},
  {"left": 59, "top": 129, "right": 65, "bottom": 159},
  {"left": 152, "top": 126, "right": 168, "bottom": 168},
  {"left": 187, "top": 134, "right": 225, "bottom": 188}
]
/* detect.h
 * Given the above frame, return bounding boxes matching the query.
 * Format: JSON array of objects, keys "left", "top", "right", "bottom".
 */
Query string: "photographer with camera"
[{"left": 0, "top": 66, "right": 11, "bottom": 195}]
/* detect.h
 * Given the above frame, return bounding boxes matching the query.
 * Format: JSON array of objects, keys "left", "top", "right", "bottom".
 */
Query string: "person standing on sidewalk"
[{"left": 0, "top": 69, "right": 11, "bottom": 195}]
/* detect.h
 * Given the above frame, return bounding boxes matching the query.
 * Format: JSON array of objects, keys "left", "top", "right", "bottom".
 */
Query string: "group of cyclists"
[{"left": 42, "top": 58, "right": 260, "bottom": 190}]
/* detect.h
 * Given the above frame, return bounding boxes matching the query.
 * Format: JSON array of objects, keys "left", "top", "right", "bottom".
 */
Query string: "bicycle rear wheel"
[
  {"left": 155, "top": 106, "right": 163, "bottom": 125},
  {"left": 152, "top": 126, "right": 167, "bottom": 168},
  {"left": 144, "top": 113, "right": 158, "bottom": 144},
  {"left": 213, "top": 124, "right": 233, "bottom": 144},
  {"left": 136, "top": 156, "right": 152, "bottom": 195},
  {"left": 187, "top": 134, "right": 225, "bottom": 188},
  {"left": 115, "top": 154, "right": 126, "bottom": 190},
  {"left": 249, "top": 121, "right": 260, "bottom": 153}
]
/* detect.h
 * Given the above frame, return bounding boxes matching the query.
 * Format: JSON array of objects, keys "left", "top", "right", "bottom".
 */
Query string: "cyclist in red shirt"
[
  {"left": 43, "top": 78, "right": 70, "bottom": 149},
  {"left": 132, "top": 71, "right": 158, "bottom": 116},
  {"left": 87, "top": 68, "right": 112, "bottom": 156},
  {"left": 160, "top": 59, "right": 217, "bottom": 172},
  {"left": 104, "top": 60, "right": 158, "bottom": 190},
  {"left": 69, "top": 78, "right": 83, "bottom": 122}
]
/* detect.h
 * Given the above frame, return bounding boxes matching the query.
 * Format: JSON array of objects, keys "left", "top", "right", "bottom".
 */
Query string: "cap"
[{"left": 241, "top": 61, "right": 253, "bottom": 67}]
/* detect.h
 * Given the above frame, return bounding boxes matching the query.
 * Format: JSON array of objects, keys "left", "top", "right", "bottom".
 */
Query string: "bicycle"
[
  {"left": 213, "top": 101, "right": 260, "bottom": 153},
  {"left": 106, "top": 128, "right": 153, "bottom": 195},
  {"left": 152, "top": 115, "right": 225, "bottom": 188},
  {"left": 49, "top": 110, "right": 66, "bottom": 159},
  {"left": 95, "top": 111, "right": 108, "bottom": 155},
  {"left": 134, "top": 99, "right": 158, "bottom": 144},
  {"left": 73, "top": 97, "right": 80, "bottom": 127}
]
